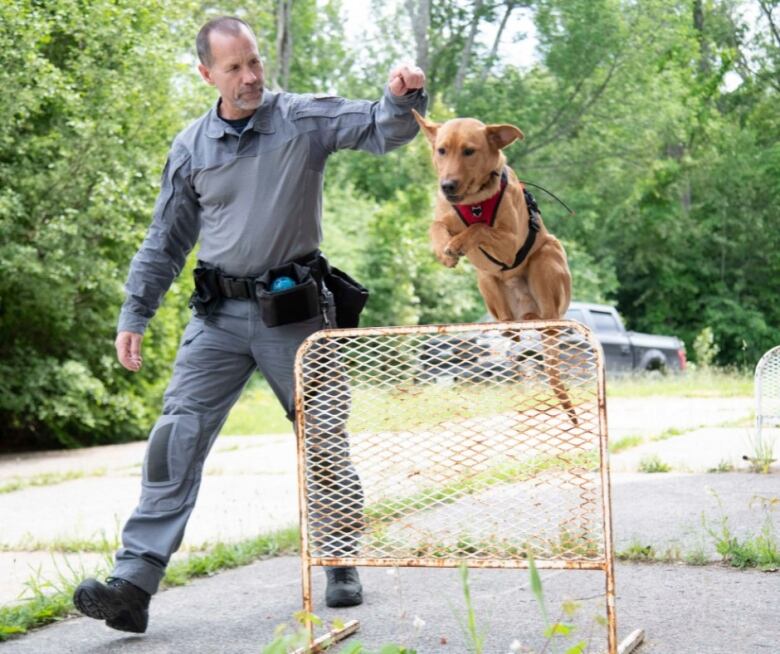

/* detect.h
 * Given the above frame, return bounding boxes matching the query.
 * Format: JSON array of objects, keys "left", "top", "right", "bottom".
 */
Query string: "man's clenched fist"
[{"left": 388, "top": 63, "right": 426, "bottom": 96}]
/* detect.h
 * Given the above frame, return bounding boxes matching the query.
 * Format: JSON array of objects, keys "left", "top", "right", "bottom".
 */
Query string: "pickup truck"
[
  {"left": 565, "top": 302, "right": 686, "bottom": 374},
  {"left": 416, "top": 302, "right": 686, "bottom": 382}
]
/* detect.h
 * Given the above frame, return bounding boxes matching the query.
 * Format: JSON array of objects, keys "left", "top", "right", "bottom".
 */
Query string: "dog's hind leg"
[
  {"left": 523, "top": 252, "right": 577, "bottom": 426},
  {"left": 477, "top": 274, "right": 515, "bottom": 322},
  {"left": 523, "top": 310, "right": 578, "bottom": 428}
]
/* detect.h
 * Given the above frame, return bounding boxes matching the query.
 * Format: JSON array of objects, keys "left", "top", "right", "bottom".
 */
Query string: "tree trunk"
[
  {"left": 453, "top": 0, "right": 485, "bottom": 98},
  {"left": 481, "top": 0, "right": 518, "bottom": 82},
  {"left": 692, "top": 0, "right": 710, "bottom": 75},
  {"left": 275, "top": 0, "right": 293, "bottom": 90},
  {"left": 405, "top": 0, "right": 431, "bottom": 73}
]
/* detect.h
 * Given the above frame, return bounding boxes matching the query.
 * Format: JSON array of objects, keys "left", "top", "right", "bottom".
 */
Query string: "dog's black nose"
[{"left": 440, "top": 179, "right": 459, "bottom": 195}]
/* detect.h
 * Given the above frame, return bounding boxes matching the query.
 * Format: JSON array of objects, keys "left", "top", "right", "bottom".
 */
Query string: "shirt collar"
[{"left": 206, "top": 91, "right": 277, "bottom": 139}]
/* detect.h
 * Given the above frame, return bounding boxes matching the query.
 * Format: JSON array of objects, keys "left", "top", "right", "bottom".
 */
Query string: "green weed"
[
  {"left": 0, "top": 551, "right": 112, "bottom": 641},
  {"left": 743, "top": 431, "right": 776, "bottom": 474},
  {"left": 457, "top": 564, "right": 485, "bottom": 654},
  {"left": 703, "top": 490, "right": 780, "bottom": 570},
  {"left": 637, "top": 455, "right": 672, "bottom": 473},
  {"left": 616, "top": 541, "right": 656, "bottom": 562},
  {"left": 706, "top": 459, "right": 735, "bottom": 473}
]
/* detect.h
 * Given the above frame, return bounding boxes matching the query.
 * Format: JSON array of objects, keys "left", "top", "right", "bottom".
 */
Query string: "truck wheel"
[{"left": 644, "top": 359, "right": 667, "bottom": 376}]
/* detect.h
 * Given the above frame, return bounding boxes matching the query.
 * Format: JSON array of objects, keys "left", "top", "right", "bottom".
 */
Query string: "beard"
[{"left": 234, "top": 85, "right": 264, "bottom": 111}]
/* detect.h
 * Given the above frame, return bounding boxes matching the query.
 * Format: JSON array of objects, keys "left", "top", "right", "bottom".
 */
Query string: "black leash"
[{"left": 518, "top": 180, "right": 576, "bottom": 216}]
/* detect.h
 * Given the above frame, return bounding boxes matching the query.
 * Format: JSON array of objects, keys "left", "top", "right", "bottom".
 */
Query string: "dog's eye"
[
  {"left": 437, "top": 147, "right": 446, "bottom": 155},
  {"left": 463, "top": 148, "right": 475, "bottom": 156}
]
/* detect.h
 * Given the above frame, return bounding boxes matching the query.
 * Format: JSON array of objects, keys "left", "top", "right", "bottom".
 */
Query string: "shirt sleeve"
[
  {"left": 117, "top": 144, "right": 200, "bottom": 335},
  {"left": 295, "top": 86, "right": 429, "bottom": 155}
]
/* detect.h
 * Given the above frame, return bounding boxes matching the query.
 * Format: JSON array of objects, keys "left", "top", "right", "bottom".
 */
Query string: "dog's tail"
[
  {"left": 542, "top": 327, "right": 579, "bottom": 428},
  {"left": 505, "top": 323, "right": 579, "bottom": 427}
]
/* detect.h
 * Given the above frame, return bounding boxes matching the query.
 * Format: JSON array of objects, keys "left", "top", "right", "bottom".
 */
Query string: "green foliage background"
[{"left": 0, "top": 0, "right": 777, "bottom": 449}]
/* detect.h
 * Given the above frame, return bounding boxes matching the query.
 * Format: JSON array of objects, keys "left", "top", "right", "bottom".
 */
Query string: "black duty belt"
[{"left": 208, "top": 250, "right": 322, "bottom": 300}]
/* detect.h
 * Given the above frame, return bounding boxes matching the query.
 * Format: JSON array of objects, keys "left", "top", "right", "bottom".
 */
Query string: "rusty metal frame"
[{"left": 293, "top": 320, "right": 642, "bottom": 653}]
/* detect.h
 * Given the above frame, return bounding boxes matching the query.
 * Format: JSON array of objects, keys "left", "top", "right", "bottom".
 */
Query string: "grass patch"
[
  {"left": 638, "top": 455, "right": 672, "bottom": 473},
  {"left": 162, "top": 526, "right": 299, "bottom": 587},
  {"left": 0, "top": 551, "right": 113, "bottom": 641},
  {"left": 617, "top": 539, "right": 714, "bottom": 565},
  {"left": 0, "top": 469, "right": 107, "bottom": 495},
  {"left": 224, "top": 365, "right": 752, "bottom": 437},
  {"left": 0, "top": 536, "right": 119, "bottom": 554},
  {"left": 651, "top": 427, "right": 687, "bottom": 442},
  {"left": 616, "top": 540, "right": 689, "bottom": 563},
  {"left": 225, "top": 367, "right": 596, "bottom": 437},
  {"left": 349, "top": 383, "right": 593, "bottom": 435},
  {"left": 609, "top": 435, "right": 643, "bottom": 454},
  {"left": 221, "top": 376, "right": 291, "bottom": 435},
  {"left": 607, "top": 368, "right": 752, "bottom": 398},
  {"left": 0, "top": 527, "right": 300, "bottom": 642},
  {"left": 364, "top": 450, "right": 599, "bottom": 525},
  {"left": 707, "top": 459, "right": 735, "bottom": 473}
]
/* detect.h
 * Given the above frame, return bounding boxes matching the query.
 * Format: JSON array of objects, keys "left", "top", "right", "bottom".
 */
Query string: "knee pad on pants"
[{"left": 140, "top": 414, "right": 202, "bottom": 513}]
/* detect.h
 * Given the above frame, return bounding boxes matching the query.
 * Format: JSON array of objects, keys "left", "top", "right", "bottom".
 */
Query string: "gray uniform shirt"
[{"left": 118, "top": 86, "right": 428, "bottom": 334}]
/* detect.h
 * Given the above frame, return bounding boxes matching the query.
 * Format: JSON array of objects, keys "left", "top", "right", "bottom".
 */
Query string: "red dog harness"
[
  {"left": 451, "top": 168, "right": 541, "bottom": 272},
  {"left": 453, "top": 169, "right": 509, "bottom": 227}
]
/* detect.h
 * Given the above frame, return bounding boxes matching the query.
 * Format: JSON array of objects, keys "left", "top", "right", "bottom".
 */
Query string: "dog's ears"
[
  {"left": 412, "top": 109, "right": 440, "bottom": 146},
  {"left": 485, "top": 124, "right": 524, "bottom": 150}
]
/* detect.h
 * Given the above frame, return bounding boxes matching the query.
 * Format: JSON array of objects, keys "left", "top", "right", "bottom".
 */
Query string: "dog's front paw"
[
  {"left": 445, "top": 231, "right": 474, "bottom": 257},
  {"left": 437, "top": 250, "right": 460, "bottom": 268}
]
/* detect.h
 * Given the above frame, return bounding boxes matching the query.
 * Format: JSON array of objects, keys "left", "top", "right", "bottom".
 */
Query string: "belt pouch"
[
  {"left": 325, "top": 266, "right": 369, "bottom": 328},
  {"left": 189, "top": 265, "right": 220, "bottom": 317},
  {"left": 256, "top": 262, "right": 321, "bottom": 327}
]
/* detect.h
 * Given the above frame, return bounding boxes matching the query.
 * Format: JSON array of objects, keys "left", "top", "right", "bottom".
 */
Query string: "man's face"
[{"left": 198, "top": 27, "right": 265, "bottom": 119}]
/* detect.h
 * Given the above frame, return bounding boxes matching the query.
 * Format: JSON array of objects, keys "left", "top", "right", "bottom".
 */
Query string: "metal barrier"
[
  {"left": 756, "top": 345, "right": 780, "bottom": 436},
  {"left": 294, "top": 320, "right": 642, "bottom": 653}
]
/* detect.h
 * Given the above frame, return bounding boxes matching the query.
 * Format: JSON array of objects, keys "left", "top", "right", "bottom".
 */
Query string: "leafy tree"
[{"left": 0, "top": 0, "right": 195, "bottom": 449}]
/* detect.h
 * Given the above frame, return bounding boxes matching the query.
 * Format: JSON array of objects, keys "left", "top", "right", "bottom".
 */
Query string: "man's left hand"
[{"left": 388, "top": 64, "right": 426, "bottom": 96}]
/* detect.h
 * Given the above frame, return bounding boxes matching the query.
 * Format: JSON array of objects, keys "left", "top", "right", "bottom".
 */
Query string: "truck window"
[
  {"left": 566, "top": 308, "right": 586, "bottom": 324},
  {"left": 591, "top": 310, "right": 621, "bottom": 333}
]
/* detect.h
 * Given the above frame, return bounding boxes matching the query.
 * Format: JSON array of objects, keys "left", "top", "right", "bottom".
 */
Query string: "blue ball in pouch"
[{"left": 270, "top": 275, "right": 296, "bottom": 292}]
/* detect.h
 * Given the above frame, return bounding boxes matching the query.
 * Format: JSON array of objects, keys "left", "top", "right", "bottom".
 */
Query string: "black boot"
[
  {"left": 325, "top": 566, "right": 363, "bottom": 607},
  {"left": 73, "top": 577, "right": 150, "bottom": 633}
]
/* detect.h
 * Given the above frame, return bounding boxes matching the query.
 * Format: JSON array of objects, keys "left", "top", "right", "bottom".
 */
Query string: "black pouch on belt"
[
  {"left": 255, "top": 262, "right": 321, "bottom": 327},
  {"left": 189, "top": 265, "right": 221, "bottom": 317},
  {"left": 323, "top": 265, "right": 369, "bottom": 328}
]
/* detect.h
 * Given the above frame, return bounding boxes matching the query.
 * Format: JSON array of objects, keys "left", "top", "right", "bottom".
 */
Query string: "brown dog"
[
  {"left": 412, "top": 110, "right": 571, "bottom": 323},
  {"left": 413, "top": 110, "right": 576, "bottom": 421}
]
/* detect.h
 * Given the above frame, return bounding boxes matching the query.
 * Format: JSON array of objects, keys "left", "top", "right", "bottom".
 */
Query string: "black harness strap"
[
  {"left": 448, "top": 170, "right": 546, "bottom": 273},
  {"left": 477, "top": 190, "right": 540, "bottom": 271},
  {"left": 472, "top": 187, "right": 542, "bottom": 272}
]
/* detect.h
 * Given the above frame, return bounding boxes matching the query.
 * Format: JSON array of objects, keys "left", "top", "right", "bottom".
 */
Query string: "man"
[{"left": 72, "top": 16, "right": 427, "bottom": 633}]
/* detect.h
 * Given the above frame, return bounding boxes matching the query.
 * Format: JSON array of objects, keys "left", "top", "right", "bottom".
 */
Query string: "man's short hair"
[{"left": 196, "top": 16, "right": 255, "bottom": 66}]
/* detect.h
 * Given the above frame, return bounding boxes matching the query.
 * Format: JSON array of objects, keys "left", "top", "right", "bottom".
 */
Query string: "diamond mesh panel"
[
  {"left": 295, "top": 320, "right": 610, "bottom": 569},
  {"left": 756, "top": 345, "right": 780, "bottom": 431}
]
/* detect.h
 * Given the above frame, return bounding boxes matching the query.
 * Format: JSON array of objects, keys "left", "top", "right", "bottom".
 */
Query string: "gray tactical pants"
[{"left": 112, "top": 296, "right": 362, "bottom": 595}]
